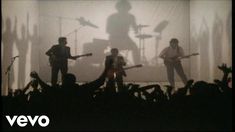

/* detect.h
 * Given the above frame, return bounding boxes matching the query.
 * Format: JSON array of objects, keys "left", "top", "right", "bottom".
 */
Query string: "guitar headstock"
[
  {"left": 85, "top": 53, "right": 92, "bottom": 56},
  {"left": 192, "top": 53, "right": 199, "bottom": 56},
  {"left": 135, "top": 64, "right": 143, "bottom": 67}
]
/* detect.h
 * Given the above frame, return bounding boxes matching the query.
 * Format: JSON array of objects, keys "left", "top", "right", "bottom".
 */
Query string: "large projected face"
[{"left": 39, "top": 0, "right": 190, "bottom": 82}]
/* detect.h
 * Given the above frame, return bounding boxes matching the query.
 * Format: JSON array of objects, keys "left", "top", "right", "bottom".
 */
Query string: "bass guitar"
[
  {"left": 49, "top": 53, "right": 92, "bottom": 66},
  {"left": 164, "top": 53, "right": 199, "bottom": 64}
]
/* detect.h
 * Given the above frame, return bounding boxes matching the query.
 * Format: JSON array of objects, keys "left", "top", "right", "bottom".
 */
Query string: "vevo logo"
[{"left": 5, "top": 115, "right": 50, "bottom": 127}]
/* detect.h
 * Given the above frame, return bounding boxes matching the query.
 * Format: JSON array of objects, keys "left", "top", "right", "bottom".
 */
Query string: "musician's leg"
[
  {"left": 106, "top": 79, "right": 116, "bottom": 93},
  {"left": 129, "top": 40, "right": 140, "bottom": 64},
  {"left": 132, "top": 47, "right": 140, "bottom": 64},
  {"left": 61, "top": 65, "right": 68, "bottom": 84},
  {"left": 165, "top": 64, "right": 175, "bottom": 87},
  {"left": 51, "top": 66, "right": 59, "bottom": 86},
  {"left": 116, "top": 75, "right": 124, "bottom": 93},
  {"left": 175, "top": 62, "right": 188, "bottom": 85}
]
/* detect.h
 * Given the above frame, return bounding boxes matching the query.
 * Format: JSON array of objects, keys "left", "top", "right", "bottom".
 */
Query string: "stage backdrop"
[
  {"left": 38, "top": 0, "right": 190, "bottom": 83},
  {"left": 2, "top": 0, "right": 40, "bottom": 95},
  {"left": 1, "top": 0, "right": 232, "bottom": 96},
  {"left": 189, "top": 0, "right": 232, "bottom": 82}
]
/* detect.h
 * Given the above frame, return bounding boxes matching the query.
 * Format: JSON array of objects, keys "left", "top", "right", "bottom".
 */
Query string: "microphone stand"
[
  {"left": 5, "top": 57, "right": 18, "bottom": 95},
  {"left": 40, "top": 14, "right": 84, "bottom": 55},
  {"left": 64, "top": 26, "right": 84, "bottom": 55},
  {"left": 40, "top": 14, "right": 94, "bottom": 54}
]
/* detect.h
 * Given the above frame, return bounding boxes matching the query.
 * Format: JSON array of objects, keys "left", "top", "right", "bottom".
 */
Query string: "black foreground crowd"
[{"left": 1, "top": 64, "right": 232, "bottom": 131}]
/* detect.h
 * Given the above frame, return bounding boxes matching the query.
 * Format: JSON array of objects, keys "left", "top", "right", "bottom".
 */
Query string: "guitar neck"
[
  {"left": 124, "top": 66, "right": 136, "bottom": 70},
  {"left": 179, "top": 53, "right": 199, "bottom": 59},
  {"left": 123, "top": 65, "right": 142, "bottom": 70},
  {"left": 180, "top": 55, "right": 191, "bottom": 59},
  {"left": 75, "top": 55, "right": 86, "bottom": 58},
  {"left": 165, "top": 53, "right": 199, "bottom": 62},
  {"left": 74, "top": 53, "right": 92, "bottom": 58}
]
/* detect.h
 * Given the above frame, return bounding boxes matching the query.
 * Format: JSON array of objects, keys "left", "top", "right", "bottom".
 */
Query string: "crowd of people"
[{"left": 2, "top": 64, "right": 232, "bottom": 131}]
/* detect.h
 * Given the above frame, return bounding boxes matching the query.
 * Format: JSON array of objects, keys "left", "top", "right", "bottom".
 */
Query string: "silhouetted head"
[
  {"left": 111, "top": 48, "right": 119, "bottom": 56},
  {"left": 170, "top": 38, "right": 179, "bottom": 49},
  {"left": 58, "top": 37, "right": 67, "bottom": 46},
  {"left": 115, "top": 0, "right": 131, "bottom": 13},
  {"left": 62, "top": 73, "right": 76, "bottom": 86}
]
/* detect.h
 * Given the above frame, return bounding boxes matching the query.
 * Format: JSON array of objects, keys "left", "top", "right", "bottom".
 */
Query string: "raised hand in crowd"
[
  {"left": 218, "top": 63, "right": 232, "bottom": 74},
  {"left": 30, "top": 71, "right": 51, "bottom": 91},
  {"left": 218, "top": 63, "right": 232, "bottom": 86}
]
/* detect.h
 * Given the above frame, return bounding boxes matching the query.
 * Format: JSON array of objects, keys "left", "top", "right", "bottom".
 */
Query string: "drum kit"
[
  {"left": 42, "top": 14, "right": 155, "bottom": 64},
  {"left": 71, "top": 21, "right": 154, "bottom": 65}
]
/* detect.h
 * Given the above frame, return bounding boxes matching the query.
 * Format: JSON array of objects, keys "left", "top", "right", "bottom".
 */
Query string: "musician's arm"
[
  {"left": 68, "top": 48, "right": 77, "bottom": 60},
  {"left": 159, "top": 48, "right": 167, "bottom": 59},
  {"left": 46, "top": 46, "right": 54, "bottom": 56},
  {"left": 130, "top": 15, "right": 138, "bottom": 34},
  {"left": 179, "top": 47, "right": 185, "bottom": 57},
  {"left": 22, "top": 81, "right": 32, "bottom": 94},
  {"left": 159, "top": 54, "right": 165, "bottom": 59},
  {"left": 81, "top": 69, "right": 107, "bottom": 92},
  {"left": 30, "top": 72, "right": 52, "bottom": 92},
  {"left": 123, "top": 61, "right": 126, "bottom": 66},
  {"left": 105, "top": 56, "right": 111, "bottom": 69},
  {"left": 159, "top": 48, "right": 174, "bottom": 62},
  {"left": 68, "top": 56, "right": 77, "bottom": 60},
  {"left": 120, "top": 56, "right": 126, "bottom": 66}
]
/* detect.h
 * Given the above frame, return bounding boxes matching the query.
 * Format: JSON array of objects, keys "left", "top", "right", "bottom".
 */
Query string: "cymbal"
[
  {"left": 154, "top": 20, "right": 169, "bottom": 33},
  {"left": 136, "top": 34, "right": 152, "bottom": 39}
]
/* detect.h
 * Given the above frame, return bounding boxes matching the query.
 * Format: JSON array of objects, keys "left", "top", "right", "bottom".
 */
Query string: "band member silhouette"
[
  {"left": 46, "top": 37, "right": 78, "bottom": 86},
  {"left": 106, "top": 0, "right": 140, "bottom": 64},
  {"left": 159, "top": 38, "right": 188, "bottom": 88},
  {"left": 105, "top": 48, "right": 126, "bottom": 93}
]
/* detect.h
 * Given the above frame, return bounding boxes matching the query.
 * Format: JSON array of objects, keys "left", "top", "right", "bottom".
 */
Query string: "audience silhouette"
[{"left": 2, "top": 63, "right": 232, "bottom": 131}]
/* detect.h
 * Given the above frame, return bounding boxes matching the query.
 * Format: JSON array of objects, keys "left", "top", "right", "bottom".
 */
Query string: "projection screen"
[{"left": 38, "top": 0, "right": 190, "bottom": 82}]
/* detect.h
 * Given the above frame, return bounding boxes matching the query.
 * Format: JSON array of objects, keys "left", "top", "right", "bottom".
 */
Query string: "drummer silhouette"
[{"left": 106, "top": 0, "right": 140, "bottom": 64}]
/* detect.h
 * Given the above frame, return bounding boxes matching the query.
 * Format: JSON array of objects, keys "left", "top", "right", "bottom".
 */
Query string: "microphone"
[
  {"left": 76, "top": 17, "right": 98, "bottom": 28},
  {"left": 5, "top": 56, "right": 19, "bottom": 74}
]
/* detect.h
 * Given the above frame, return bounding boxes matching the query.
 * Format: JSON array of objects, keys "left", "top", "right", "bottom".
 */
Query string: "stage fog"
[{"left": 1, "top": 0, "right": 232, "bottom": 95}]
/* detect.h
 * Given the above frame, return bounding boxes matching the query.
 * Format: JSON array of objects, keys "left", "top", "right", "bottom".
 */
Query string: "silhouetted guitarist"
[
  {"left": 105, "top": 48, "right": 126, "bottom": 93},
  {"left": 159, "top": 38, "right": 188, "bottom": 89},
  {"left": 46, "top": 37, "right": 78, "bottom": 86}
]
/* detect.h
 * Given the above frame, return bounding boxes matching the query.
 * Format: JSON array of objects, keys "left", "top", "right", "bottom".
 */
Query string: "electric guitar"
[
  {"left": 49, "top": 53, "right": 92, "bottom": 66},
  {"left": 164, "top": 53, "right": 199, "bottom": 64},
  {"left": 107, "top": 64, "right": 143, "bottom": 79}
]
